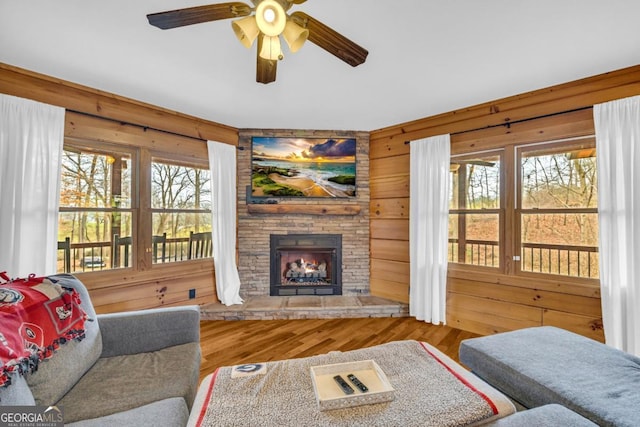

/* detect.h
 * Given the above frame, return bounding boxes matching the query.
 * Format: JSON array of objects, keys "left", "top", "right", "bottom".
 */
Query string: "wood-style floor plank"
[{"left": 199, "top": 318, "right": 480, "bottom": 381}]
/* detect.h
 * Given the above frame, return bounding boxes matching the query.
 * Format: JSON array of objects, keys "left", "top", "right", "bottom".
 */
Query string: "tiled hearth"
[{"left": 200, "top": 295, "right": 409, "bottom": 320}]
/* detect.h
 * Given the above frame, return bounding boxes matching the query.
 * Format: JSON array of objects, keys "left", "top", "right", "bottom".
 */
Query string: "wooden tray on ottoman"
[{"left": 310, "top": 360, "right": 395, "bottom": 411}]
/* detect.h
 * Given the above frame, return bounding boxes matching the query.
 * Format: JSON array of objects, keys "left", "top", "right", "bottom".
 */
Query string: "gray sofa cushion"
[
  {"left": 486, "top": 404, "right": 598, "bottom": 426},
  {"left": 66, "top": 397, "right": 189, "bottom": 427},
  {"left": 0, "top": 373, "right": 35, "bottom": 405},
  {"left": 98, "top": 305, "right": 200, "bottom": 357},
  {"left": 459, "top": 326, "right": 640, "bottom": 427},
  {"left": 57, "top": 342, "right": 200, "bottom": 423},
  {"left": 26, "top": 274, "right": 102, "bottom": 405}
]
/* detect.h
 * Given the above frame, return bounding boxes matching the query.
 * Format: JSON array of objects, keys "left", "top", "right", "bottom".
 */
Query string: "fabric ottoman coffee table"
[{"left": 188, "top": 340, "right": 516, "bottom": 426}]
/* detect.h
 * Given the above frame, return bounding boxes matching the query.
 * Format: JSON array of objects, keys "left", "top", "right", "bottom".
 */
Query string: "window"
[
  {"left": 448, "top": 151, "right": 502, "bottom": 268},
  {"left": 151, "top": 158, "right": 212, "bottom": 262},
  {"left": 56, "top": 141, "right": 213, "bottom": 274},
  {"left": 517, "top": 138, "right": 598, "bottom": 278},
  {"left": 448, "top": 132, "right": 599, "bottom": 281},
  {"left": 58, "top": 142, "right": 134, "bottom": 272}
]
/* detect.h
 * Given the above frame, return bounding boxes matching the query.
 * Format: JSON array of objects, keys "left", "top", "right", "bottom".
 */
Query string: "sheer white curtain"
[
  {"left": 0, "top": 95, "right": 65, "bottom": 277},
  {"left": 594, "top": 95, "right": 640, "bottom": 356},
  {"left": 207, "top": 141, "right": 244, "bottom": 306},
  {"left": 409, "top": 134, "right": 451, "bottom": 324}
]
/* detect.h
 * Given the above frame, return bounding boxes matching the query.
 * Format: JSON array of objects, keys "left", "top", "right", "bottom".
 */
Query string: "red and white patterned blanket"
[{"left": 0, "top": 272, "right": 87, "bottom": 388}]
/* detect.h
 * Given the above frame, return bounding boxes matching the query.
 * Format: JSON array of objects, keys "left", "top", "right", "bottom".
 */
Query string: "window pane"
[
  {"left": 58, "top": 145, "right": 133, "bottom": 273},
  {"left": 151, "top": 159, "right": 212, "bottom": 262},
  {"left": 450, "top": 154, "right": 500, "bottom": 210},
  {"left": 60, "top": 149, "right": 132, "bottom": 208},
  {"left": 521, "top": 145, "right": 597, "bottom": 209},
  {"left": 449, "top": 213, "right": 500, "bottom": 267},
  {"left": 151, "top": 213, "right": 212, "bottom": 262},
  {"left": 519, "top": 140, "right": 598, "bottom": 279},
  {"left": 151, "top": 161, "right": 211, "bottom": 210},
  {"left": 521, "top": 212, "right": 598, "bottom": 278},
  {"left": 57, "top": 211, "right": 133, "bottom": 273}
]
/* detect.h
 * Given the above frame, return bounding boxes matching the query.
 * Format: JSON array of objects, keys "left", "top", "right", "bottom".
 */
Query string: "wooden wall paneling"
[
  {"left": 0, "top": 63, "right": 238, "bottom": 145},
  {"left": 450, "top": 109, "right": 595, "bottom": 155},
  {"left": 370, "top": 219, "right": 409, "bottom": 241},
  {"left": 90, "top": 270, "right": 215, "bottom": 314},
  {"left": 370, "top": 259, "right": 410, "bottom": 284},
  {"left": 370, "top": 198, "right": 409, "bottom": 219},
  {"left": 448, "top": 278, "right": 602, "bottom": 317},
  {"left": 158, "top": 276, "right": 216, "bottom": 306},
  {"left": 447, "top": 293, "right": 542, "bottom": 336},
  {"left": 370, "top": 155, "right": 409, "bottom": 178},
  {"left": 370, "top": 239, "right": 409, "bottom": 263},
  {"left": 447, "top": 268, "right": 600, "bottom": 298},
  {"left": 369, "top": 176, "right": 410, "bottom": 199},
  {"left": 369, "top": 277, "right": 409, "bottom": 304},
  {"left": 65, "top": 112, "right": 210, "bottom": 160},
  {"left": 369, "top": 136, "right": 410, "bottom": 160},
  {"left": 542, "top": 309, "right": 604, "bottom": 342}
]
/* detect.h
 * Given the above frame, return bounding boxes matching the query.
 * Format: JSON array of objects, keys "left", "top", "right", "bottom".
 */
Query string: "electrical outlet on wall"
[{"left": 189, "top": 289, "right": 196, "bottom": 299}]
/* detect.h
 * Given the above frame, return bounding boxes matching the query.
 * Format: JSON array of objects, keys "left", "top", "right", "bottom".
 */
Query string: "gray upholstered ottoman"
[
  {"left": 459, "top": 326, "right": 640, "bottom": 427},
  {"left": 486, "top": 404, "right": 597, "bottom": 426}
]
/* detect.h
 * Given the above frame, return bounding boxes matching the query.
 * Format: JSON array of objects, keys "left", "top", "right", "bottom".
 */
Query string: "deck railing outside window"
[
  {"left": 57, "top": 235, "right": 211, "bottom": 273},
  {"left": 447, "top": 238, "right": 598, "bottom": 279}
]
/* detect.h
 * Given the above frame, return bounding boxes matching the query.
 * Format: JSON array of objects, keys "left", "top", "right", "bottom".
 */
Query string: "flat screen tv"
[{"left": 251, "top": 136, "right": 357, "bottom": 198}]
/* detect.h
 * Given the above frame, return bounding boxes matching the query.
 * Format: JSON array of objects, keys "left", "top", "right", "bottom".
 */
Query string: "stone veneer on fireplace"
[{"left": 236, "top": 129, "right": 370, "bottom": 297}]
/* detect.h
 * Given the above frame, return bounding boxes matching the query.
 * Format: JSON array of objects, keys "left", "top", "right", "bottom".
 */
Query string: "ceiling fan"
[{"left": 147, "top": 0, "right": 369, "bottom": 84}]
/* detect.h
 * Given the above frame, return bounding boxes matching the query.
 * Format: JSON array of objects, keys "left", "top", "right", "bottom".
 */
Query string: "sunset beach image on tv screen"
[{"left": 251, "top": 136, "right": 356, "bottom": 198}]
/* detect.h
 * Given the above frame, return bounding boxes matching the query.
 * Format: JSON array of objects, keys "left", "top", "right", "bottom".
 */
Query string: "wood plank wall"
[
  {"left": 0, "top": 62, "right": 238, "bottom": 313},
  {"left": 369, "top": 64, "right": 640, "bottom": 341}
]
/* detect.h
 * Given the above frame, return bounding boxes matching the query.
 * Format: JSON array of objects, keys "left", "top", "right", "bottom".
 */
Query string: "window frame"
[
  {"left": 58, "top": 139, "right": 138, "bottom": 272},
  {"left": 149, "top": 152, "right": 213, "bottom": 263},
  {"left": 448, "top": 149, "right": 505, "bottom": 273},
  {"left": 57, "top": 139, "right": 214, "bottom": 276},
  {"left": 514, "top": 136, "right": 598, "bottom": 281},
  {"left": 448, "top": 115, "right": 599, "bottom": 287}
]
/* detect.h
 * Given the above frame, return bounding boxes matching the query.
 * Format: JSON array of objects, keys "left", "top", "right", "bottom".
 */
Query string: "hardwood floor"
[{"left": 199, "top": 317, "right": 480, "bottom": 381}]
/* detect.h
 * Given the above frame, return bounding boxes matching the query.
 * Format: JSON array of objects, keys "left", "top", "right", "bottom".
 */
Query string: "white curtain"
[
  {"left": 594, "top": 95, "right": 640, "bottom": 356},
  {"left": 409, "top": 134, "right": 451, "bottom": 324},
  {"left": 207, "top": 141, "right": 244, "bottom": 306},
  {"left": 0, "top": 95, "right": 64, "bottom": 277}
]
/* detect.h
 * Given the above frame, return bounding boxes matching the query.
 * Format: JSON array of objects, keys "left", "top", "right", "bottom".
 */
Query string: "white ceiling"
[{"left": 1, "top": 1, "right": 640, "bottom": 132}]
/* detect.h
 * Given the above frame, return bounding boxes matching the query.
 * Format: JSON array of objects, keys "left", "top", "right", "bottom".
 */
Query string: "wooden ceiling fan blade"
[
  {"left": 290, "top": 11, "right": 368, "bottom": 67},
  {"left": 256, "top": 39, "right": 277, "bottom": 84},
  {"left": 147, "top": 2, "right": 252, "bottom": 30}
]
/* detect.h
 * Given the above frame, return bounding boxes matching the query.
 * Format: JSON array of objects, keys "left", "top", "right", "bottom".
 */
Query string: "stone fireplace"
[
  {"left": 270, "top": 234, "right": 342, "bottom": 296},
  {"left": 236, "top": 129, "right": 370, "bottom": 298}
]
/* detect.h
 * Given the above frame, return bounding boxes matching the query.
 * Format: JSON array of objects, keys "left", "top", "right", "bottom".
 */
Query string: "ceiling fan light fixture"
[
  {"left": 232, "top": 16, "right": 260, "bottom": 48},
  {"left": 282, "top": 19, "right": 308, "bottom": 52},
  {"left": 255, "top": 0, "right": 286, "bottom": 37},
  {"left": 259, "top": 34, "right": 283, "bottom": 61}
]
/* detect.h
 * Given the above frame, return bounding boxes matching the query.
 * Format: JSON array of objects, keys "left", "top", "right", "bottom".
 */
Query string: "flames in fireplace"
[{"left": 284, "top": 257, "right": 329, "bottom": 284}]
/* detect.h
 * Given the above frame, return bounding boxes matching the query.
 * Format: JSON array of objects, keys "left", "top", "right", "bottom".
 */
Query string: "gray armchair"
[{"left": 0, "top": 274, "right": 201, "bottom": 427}]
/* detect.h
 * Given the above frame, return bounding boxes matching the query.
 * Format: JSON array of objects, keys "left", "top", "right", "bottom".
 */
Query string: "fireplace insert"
[{"left": 270, "top": 234, "right": 342, "bottom": 296}]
